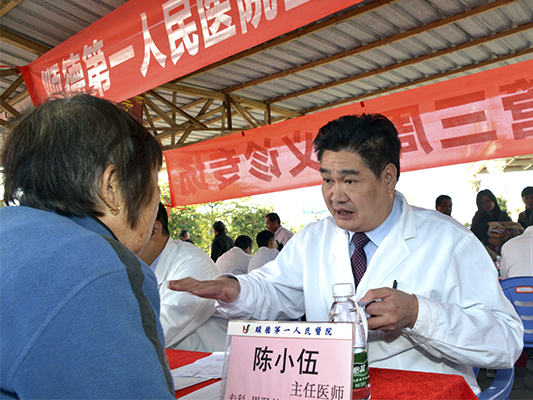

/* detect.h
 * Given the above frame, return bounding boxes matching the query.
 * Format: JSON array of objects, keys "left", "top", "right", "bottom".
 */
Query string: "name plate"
[{"left": 221, "top": 320, "right": 354, "bottom": 400}]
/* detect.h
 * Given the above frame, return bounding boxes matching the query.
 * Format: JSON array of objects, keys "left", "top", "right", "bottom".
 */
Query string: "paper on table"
[
  {"left": 173, "top": 376, "right": 211, "bottom": 391},
  {"left": 171, "top": 352, "right": 225, "bottom": 379},
  {"left": 178, "top": 381, "right": 221, "bottom": 400}
]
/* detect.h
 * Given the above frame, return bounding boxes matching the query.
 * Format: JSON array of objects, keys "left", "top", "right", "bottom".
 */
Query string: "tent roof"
[{"left": 1, "top": 0, "right": 533, "bottom": 172}]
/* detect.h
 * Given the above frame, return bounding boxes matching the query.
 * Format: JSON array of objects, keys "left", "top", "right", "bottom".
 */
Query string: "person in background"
[
  {"left": 179, "top": 229, "right": 190, "bottom": 241},
  {"left": 216, "top": 235, "right": 253, "bottom": 275},
  {"left": 169, "top": 113, "right": 522, "bottom": 395},
  {"left": 0, "top": 94, "right": 175, "bottom": 398},
  {"left": 435, "top": 194, "right": 452, "bottom": 216},
  {"left": 265, "top": 212, "right": 294, "bottom": 248},
  {"left": 248, "top": 230, "right": 279, "bottom": 272},
  {"left": 518, "top": 186, "right": 533, "bottom": 229},
  {"left": 471, "top": 189, "right": 511, "bottom": 246},
  {"left": 139, "top": 203, "right": 227, "bottom": 352},
  {"left": 210, "top": 221, "right": 234, "bottom": 262},
  {"left": 500, "top": 225, "right": 533, "bottom": 280}
]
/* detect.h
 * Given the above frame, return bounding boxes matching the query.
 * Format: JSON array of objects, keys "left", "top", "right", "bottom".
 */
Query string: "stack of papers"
[{"left": 171, "top": 352, "right": 225, "bottom": 394}]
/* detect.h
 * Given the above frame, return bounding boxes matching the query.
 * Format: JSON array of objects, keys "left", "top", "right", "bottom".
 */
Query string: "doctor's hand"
[
  {"left": 168, "top": 276, "right": 241, "bottom": 303},
  {"left": 359, "top": 288, "right": 418, "bottom": 333}
]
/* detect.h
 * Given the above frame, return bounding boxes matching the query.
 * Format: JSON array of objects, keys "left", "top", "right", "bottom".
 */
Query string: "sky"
[{"left": 249, "top": 162, "right": 533, "bottom": 231}]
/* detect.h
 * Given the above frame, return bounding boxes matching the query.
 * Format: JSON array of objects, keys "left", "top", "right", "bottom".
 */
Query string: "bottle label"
[{"left": 353, "top": 350, "right": 369, "bottom": 389}]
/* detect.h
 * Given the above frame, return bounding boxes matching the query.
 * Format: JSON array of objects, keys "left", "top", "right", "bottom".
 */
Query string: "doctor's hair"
[
  {"left": 256, "top": 230, "right": 275, "bottom": 248},
  {"left": 234, "top": 235, "right": 253, "bottom": 251},
  {"left": 1, "top": 94, "right": 162, "bottom": 229},
  {"left": 156, "top": 203, "right": 170, "bottom": 236},
  {"left": 313, "top": 113, "right": 401, "bottom": 181}
]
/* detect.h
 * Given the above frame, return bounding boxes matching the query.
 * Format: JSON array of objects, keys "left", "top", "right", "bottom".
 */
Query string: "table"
[{"left": 166, "top": 349, "right": 478, "bottom": 400}]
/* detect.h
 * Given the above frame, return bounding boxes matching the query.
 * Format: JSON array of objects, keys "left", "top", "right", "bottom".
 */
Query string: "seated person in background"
[
  {"left": 169, "top": 113, "right": 522, "bottom": 395},
  {"left": 179, "top": 229, "right": 190, "bottom": 241},
  {"left": 487, "top": 221, "right": 524, "bottom": 256},
  {"left": 518, "top": 186, "right": 533, "bottom": 229},
  {"left": 248, "top": 230, "right": 280, "bottom": 272},
  {"left": 0, "top": 94, "right": 174, "bottom": 398},
  {"left": 500, "top": 225, "right": 533, "bottom": 280},
  {"left": 216, "top": 235, "right": 253, "bottom": 275},
  {"left": 140, "top": 203, "right": 228, "bottom": 352},
  {"left": 211, "top": 221, "right": 234, "bottom": 262},
  {"left": 471, "top": 189, "right": 511, "bottom": 246},
  {"left": 435, "top": 194, "right": 452, "bottom": 216},
  {"left": 265, "top": 212, "right": 294, "bottom": 248}
]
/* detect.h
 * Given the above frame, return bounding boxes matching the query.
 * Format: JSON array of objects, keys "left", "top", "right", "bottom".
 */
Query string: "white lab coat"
[
  {"left": 215, "top": 246, "right": 251, "bottom": 275},
  {"left": 501, "top": 226, "right": 533, "bottom": 279},
  {"left": 217, "top": 192, "right": 523, "bottom": 393},
  {"left": 155, "top": 239, "right": 228, "bottom": 351},
  {"left": 248, "top": 247, "right": 279, "bottom": 272}
]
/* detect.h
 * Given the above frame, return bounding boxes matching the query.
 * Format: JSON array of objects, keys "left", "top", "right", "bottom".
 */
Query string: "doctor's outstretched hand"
[
  {"left": 360, "top": 287, "right": 419, "bottom": 333},
  {"left": 168, "top": 276, "right": 241, "bottom": 303}
]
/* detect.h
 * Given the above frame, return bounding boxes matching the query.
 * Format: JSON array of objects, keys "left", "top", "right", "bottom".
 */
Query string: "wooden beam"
[
  {"left": 267, "top": 21, "right": 533, "bottom": 104},
  {"left": 0, "top": 0, "right": 23, "bottom": 17},
  {"left": 0, "top": 28, "right": 51, "bottom": 56},
  {"left": 156, "top": 83, "right": 226, "bottom": 101},
  {"left": 1, "top": 75, "right": 24, "bottom": 101},
  {"left": 0, "top": 68, "right": 20, "bottom": 77},
  {"left": 147, "top": 90, "right": 208, "bottom": 129},
  {"left": 226, "top": 0, "right": 522, "bottom": 94},
  {"left": 230, "top": 96, "right": 259, "bottom": 128},
  {"left": 302, "top": 47, "right": 533, "bottom": 114},
  {"left": 173, "top": 0, "right": 402, "bottom": 82},
  {"left": 144, "top": 96, "right": 179, "bottom": 128},
  {"left": 0, "top": 98, "right": 20, "bottom": 117}
]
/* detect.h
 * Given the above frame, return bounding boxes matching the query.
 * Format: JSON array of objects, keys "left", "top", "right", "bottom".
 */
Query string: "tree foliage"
[{"left": 160, "top": 181, "right": 274, "bottom": 254}]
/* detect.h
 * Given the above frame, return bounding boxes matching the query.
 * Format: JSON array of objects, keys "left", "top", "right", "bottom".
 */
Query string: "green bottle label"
[{"left": 353, "top": 350, "right": 369, "bottom": 389}]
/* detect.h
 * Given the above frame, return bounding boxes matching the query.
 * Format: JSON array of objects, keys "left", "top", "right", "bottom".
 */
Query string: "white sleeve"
[
  {"left": 159, "top": 250, "right": 219, "bottom": 348},
  {"left": 403, "top": 234, "right": 523, "bottom": 369},
  {"left": 216, "top": 234, "right": 305, "bottom": 320}
]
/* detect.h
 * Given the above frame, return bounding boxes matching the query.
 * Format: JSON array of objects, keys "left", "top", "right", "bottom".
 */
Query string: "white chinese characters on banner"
[
  {"left": 41, "top": 40, "right": 133, "bottom": 97},
  {"left": 237, "top": 0, "right": 278, "bottom": 34},
  {"left": 164, "top": 0, "right": 200, "bottom": 65},
  {"left": 140, "top": 12, "right": 167, "bottom": 77},
  {"left": 37, "top": 0, "right": 316, "bottom": 98},
  {"left": 198, "top": 0, "right": 237, "bottom": 48},
  {"left": 82, "top": 40, "right": 110, "bottom": 97}
]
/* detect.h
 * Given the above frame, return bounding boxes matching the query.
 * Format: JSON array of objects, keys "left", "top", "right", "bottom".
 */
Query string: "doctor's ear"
[{"left": 382, "top": 163, "right": 398, "bottom": 192}]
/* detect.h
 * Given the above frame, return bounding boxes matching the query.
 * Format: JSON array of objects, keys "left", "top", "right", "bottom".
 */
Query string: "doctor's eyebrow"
[{"left": 319, "top": 167, "right": 361, "bottom": 176}]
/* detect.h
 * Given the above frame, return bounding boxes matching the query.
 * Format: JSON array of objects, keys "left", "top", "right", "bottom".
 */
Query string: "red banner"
[
  {"left": 20, "top": 0, "right": 364, "bottom": 105},
  {"left": 164, "top": 60, "right": 533, "bottom": 206}
]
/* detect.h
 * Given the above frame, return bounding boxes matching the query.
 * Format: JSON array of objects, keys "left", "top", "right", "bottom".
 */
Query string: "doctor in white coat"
[
  {"left": 140, "top": 204, "right": 228, "bottom": 352},
  {"left": 169, "top": 114, "right": 523, "bottom": 394}
]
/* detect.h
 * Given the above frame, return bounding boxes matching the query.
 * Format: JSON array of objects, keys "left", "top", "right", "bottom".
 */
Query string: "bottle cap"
[{"left": 332, "top": 283, "right": 354, "bottom": 297}]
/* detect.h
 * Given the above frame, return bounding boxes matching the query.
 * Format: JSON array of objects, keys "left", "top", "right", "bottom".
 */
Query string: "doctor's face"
[{"left": 320, "top": 150, "right": 397, "bottom": 233}]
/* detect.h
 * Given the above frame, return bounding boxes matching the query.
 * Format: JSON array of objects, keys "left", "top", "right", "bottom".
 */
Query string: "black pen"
[{"left": 392, "top": 280, "right": 398, "bottom": 289}]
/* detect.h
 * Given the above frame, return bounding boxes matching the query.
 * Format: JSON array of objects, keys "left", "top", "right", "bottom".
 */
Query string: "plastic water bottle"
[{"left": 329, "top": 283, "right": 371, "bottom": 400}]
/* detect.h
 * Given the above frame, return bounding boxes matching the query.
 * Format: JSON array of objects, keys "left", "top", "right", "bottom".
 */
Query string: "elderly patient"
[
  {"left": 139, "top": 203, "right": 228, "bottom": 352},
  {"left": 169, "top": 113, "right": 523, "bottom": 394},
  {"left": 0, "top": 95, "right": 175, "bottom": 398}
]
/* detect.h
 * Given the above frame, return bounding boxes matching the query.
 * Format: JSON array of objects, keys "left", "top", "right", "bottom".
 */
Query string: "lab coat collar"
[
  {"left": 332, "top": 191, "right": 417, "bottom": 298},
  {"left": 153, "top": 237, "right": 176, "bottom": 287}
]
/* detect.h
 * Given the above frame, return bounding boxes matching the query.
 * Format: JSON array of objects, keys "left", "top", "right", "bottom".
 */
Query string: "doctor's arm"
[
  {"left": 398, "top": 238, "right": 521, "bottom": 368},
  {"left": 168, "top": 276, "right": 241, "bottom": 303}
]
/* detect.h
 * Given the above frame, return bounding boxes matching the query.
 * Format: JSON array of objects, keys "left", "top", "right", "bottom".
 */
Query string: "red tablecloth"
[{"left": 166, "top": 349, "right": 478, "bottom": 400}]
